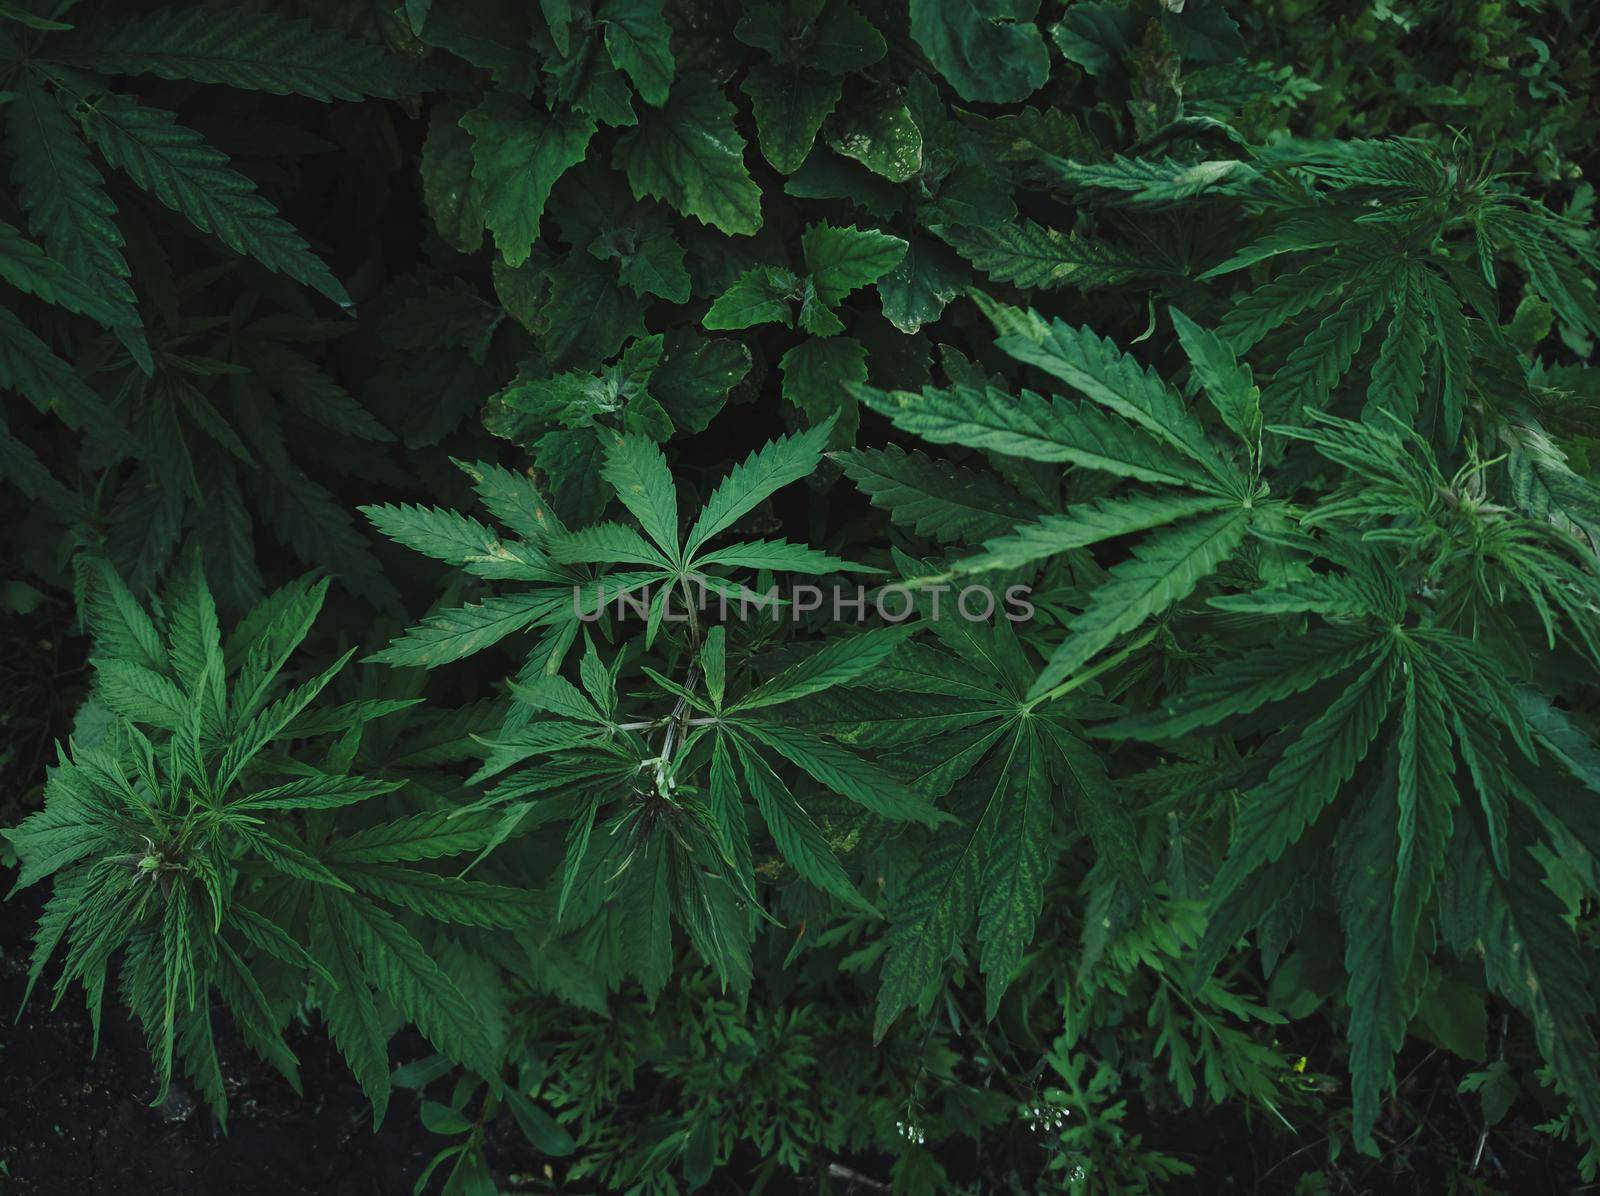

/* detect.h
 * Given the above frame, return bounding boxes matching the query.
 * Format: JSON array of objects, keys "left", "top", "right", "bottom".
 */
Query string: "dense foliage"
[{"left": 4, "top": 0, "right": 1600, "bottom": 1190}]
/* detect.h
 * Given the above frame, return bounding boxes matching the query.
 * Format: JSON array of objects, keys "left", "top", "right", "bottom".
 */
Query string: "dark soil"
[{"left": 0, "top": 885, "right": 445, "bottom": 1194}]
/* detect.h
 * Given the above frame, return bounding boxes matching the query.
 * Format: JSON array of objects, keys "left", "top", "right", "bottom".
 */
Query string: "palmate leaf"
[
  {"left": 81, "top": 555, "right": 168, "bottom": 673},
  {"left": 48, "top": 7, "right": 423, "bottom": 101},
  {"left": 600, "top": 432, "right": 680, "bottom": 555},
  {"left": 1217, "top": 255, "right": 1360, "bottom": 353},
  {"left": 1211, "top": 649, "right": 1397, "bottom": 905},
  {"left": 739, "top": 720, "right": 943, "bottom": 826},
  {"left": 341, "top": 865, "right": 541, "bottom": 928},
  {"left": 1336, "top": 776, "right": 1412, "bottom": 1156},
  {"left": 1259, "top": 288, "right": 1384, "bottom": 422},
  {"left": 330, "top": 891, "right": 501, "bottom": 1078},
  {"left": 730, "top": 734, "right": 875, "bottom": 915},
  {"left": 1037, "top": 719, "right": 1146, "bottom": 896},
  {"left": 835, "top": 444, "right": 1039, "bottom": 544},
  {"left": 987, "top": 305, "right": 1239, "bottom": 490},
  {"left": 365, "top": 592, "right": 568, "bottom": 668},
  {"left": 854, "top": 382, "right": 1215, "bottom": 488},
  {"left": 80, "top": 93, "right": 348, "bottom": 305},
  {"left": 1391, "top": 650, "right": 1458, "bottom": 965},
  {"left": 1101, "top": 628, "right": 1378, "bottom": 741},
  {"left": 0, "top": 305, "right": 119, "bottom": 433},
  {"left": 684, "top": 416, "right": 834, "bottom": 555},
  {"left": 309, "top": 895, "right": 389, "bottom": 1126},
  {"left": 734, "top": 625, "right": 913, "bottom": 712},
  {"left": 1047, "top": 154, "right": 1259, "bottom": 205},
  {"left": 973, "top": 726, "right": 1050, "bottom": 1017},
  {"left": 875, "top": 812, "right": 980, "bottom": 1036},
  {"left": 1171, "top": 308, "right": 1260, "bottom": 449},
  {"left": 952, "top": 492, "right": 1234, "bottom": 576},
  {"left": 358, "top": 504, "right": 510, "bottom": 570},
  {"left": 549, "top": 522, "right": 670, "bottom": 568},
  {"left": 694, "top": 537, "right": 865, "bottom": 574},
  {"left": 6, "top": 81, "right": 145, "bottom": 365},
  {"left": 1031, "top": 507, "right": 1252, "bottom": 698},
  {"left": 1364, "top": 269, "right": 1427, "bottom": 421},
  {"left": 934, "top": 218, "right": 1146, "bottom": 290},
  {"left": 0, "top": 218, "right": 133, "bottom": 332},
  {"left": 874, "top": 719, "right": 1051, "bottom": 1034}
]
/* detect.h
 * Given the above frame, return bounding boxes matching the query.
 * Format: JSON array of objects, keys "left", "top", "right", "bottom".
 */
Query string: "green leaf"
[
  {"left": 6, "top": 81, "right": 146, "bottom": 368},
  {"left": 732, "top": 736, "right": 875, "bottom": 914},
  {"left": 855, "top": 381, "right": 1214, "bottom": 488},
  {"left": 1336, "top": 780, "right": 1410, "bottom": 1156},
  {"left": 736, "top": 626, "right": 912, "bottom": 711},
  {"left": 539, "top": 254, "right": 647, "bottom": 368},
  {"left": 835, "top": 444, "right": 1036, "bottom": 544},
  {"left": 462, "top": 94, "right": 595, "bottom": 267},
  {"left": 615, "top": 77, "right": 762, "bottom": 235},
  {"left": 936, "top": 218, "right": 1144, "bottom": 290},
  {"left": 1212, "top": 650, "right": 1397, "bottom": 902},
  {"left": 703, "top": 267, "right": 798, "bottom": 330},
  {"left": 1365, "top": 272, "right": 1427, "bottom": 421},
  {"left": 332, "top": 893, "right": 500, "bottom": 1076},
  {"left": 1102, "top": 630, "right": 1377, "bottom": 741},
  {"left": 1039, "top": 720, "right": 1146, "bottom": 895},
  {"left": 990, "top": 309, "right": 1234, "bottom": 487},
  {"left": 599, "top": 0, "right": 674, "bottom": 105},
  {"left": 1170, "top": 307, "right": 1261, "bottom": 450},
  {"left": 744, "top": 65, "right": 841, "bottom": 175},
  {"left": 956, "top": 493, "right": 1233, "bottom": 575},
  {"left": 824, "top": 95, "right": 923, "bottom": 182},
  {"left": 310, "top": 895, "right": 392, "bottom": 1127},
  {"left": 51, "top": 7, "right": 422, "bottom": 101},
  {"left": 1392, "top": 654, "right": 1456, "bottom": 965},
  {"left": 593, "top": 223, "right": 690, "bottom": 302},
  {"left": 780, "top": 336, "right": 867, "bottom": 444},
  {"left": 876, "top": 238, "right": 966, "bottom": 334},
  {"left": 420, "top": 102, "right": 484, "bottom": 255},
  {"left": 802, "top": 222, "right": 908, "bottom": 306},
  {"left": 740, "top": 721, "right": 944, "bottom": 826},
  {"left": 695, "top": 538, "right": 863, "bottom": 574},
  {"left": 82, "top": 94, "right": 348, "bottom": 304},
  {"left": 1259, "top": 290, "right": 1383, "bottom": 423},
  {"left": 685, "top": 419, "right": 834, "bottom": 555},
  {"left": 1444, "top": 825, "right": 1600, "bottom": 1149},
  {"left": 1031, "top": 507, "right": 1251, "bottom": 697},
  {"left": 909, "top": 0, "right": 1049, "bottom": 104},
  {"left": 0, "top": 306, "right": 118, "bottom": 433},
  {"left": 366, "top": 594, "right": 563, "bottom": 668},
  {"left": 0, "top": 218, "right": 132, "bottom": 333},
  {"left": 600, "top": 432, "right": 680, "bottom": 555},
  {"left": 974, "top": 727, "right": 1049, "bottom": 1015},
  {"left": 653, "top": 333, "right": 750, "bottom": 434}
]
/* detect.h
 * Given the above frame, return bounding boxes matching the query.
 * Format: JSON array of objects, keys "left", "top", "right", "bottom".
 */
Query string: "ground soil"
[{"left": 0, "top": 884, "right": 447, "bottom": 1194}]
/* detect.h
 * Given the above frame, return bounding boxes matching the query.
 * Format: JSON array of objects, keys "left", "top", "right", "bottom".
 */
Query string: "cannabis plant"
[
  {"left": 5, "top": 0, "right": 1600, "bottom": 1191},
  {"left": 6, "top": 557, "right": 559, "bottom": 1137}
]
